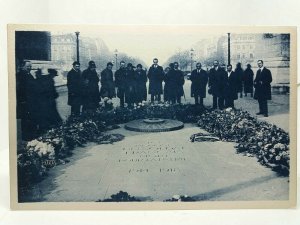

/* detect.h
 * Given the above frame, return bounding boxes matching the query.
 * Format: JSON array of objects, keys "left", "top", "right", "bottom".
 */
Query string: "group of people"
[
  {"left": 204, "top": 60, "right": 272, "bottom": 116},
  {"left": 16, "top": 57, "right": 272, "bottom": 141},
  {"left": 67, "top": 58, "right": 186, "bottom": 116},
  {"left": 16, "top": 60, "right": 62, "bottom": 140}
]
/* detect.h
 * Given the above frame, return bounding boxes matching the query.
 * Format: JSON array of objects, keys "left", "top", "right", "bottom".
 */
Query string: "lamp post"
[
  {"left": 75, "top": 31, "right": 80, "bottom": 63},
  {"left": 227, "top": 33, "right": 231, "bottom": 65},
  {"left": 190, "top": 48, "right": 194, "bottom": 72},
  {"left": 114, "top": 49, "right": 118, "bottom": 70}
]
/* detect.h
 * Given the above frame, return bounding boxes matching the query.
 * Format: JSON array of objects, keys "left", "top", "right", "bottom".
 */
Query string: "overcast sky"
[{"left": 52, "top": 26, "right": 226, "bottom": 66}]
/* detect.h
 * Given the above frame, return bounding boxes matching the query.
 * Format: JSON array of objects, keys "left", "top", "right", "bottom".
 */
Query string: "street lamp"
[
  {"left": 227, "top": 33, "right": 231, "bottom": 65},
  {"left": 190, "top": 48, "right": 194, "bottom": 72},
  {"left": 75, "top": 31, "right": 80, "bottom": 63},
  {"left": 114, "top": 49, "right": 118, "bottom": 70}
]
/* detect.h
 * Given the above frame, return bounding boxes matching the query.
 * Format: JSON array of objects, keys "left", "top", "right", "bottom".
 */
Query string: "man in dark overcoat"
[
  {"left": 115, "top": 61, "right": 127, "bottom": 107},
  {"left": 163, "top": 65, "right": 172, "bottom": 102},
  {"left": 235, "top": 62, "right": 244, "bottom": 98},
  {"left": 173, "top": 62, "right": 185, "bottom": 104},
  {"left": 243, "top": 64, "right": 254, "bottom": 97},
  {"left": 134, "top": 64, "right": 147, "bottom": 104},
  {"left": 147, "top": 58, "right": 164, "bottom": 102},
  {"left": 124, "top": 63, "right": 136, "bottom": 107},
  {"left": 190, "top": 62, "right": 208, "bottom": 106},
  {"left": 35, "top": 68, "right": 62, "bottom": 132},
  {"left": 16, "top": 60, "right": 39, "bottom": 140},
  {"left": 100, "top": 62, "right": 116, "bottom": 99},
  {"left": 208, "top": 60, "right": 225, "bottom": 109},
  {"left": 82, "top": 61, "right": 100, "bottom": 113},
  {"left": 254, "top": 60, "right": 272, "bottom": 117},
  {"left": 67, "top": 61, "right": 83, "bottom": 116},
  {"left": 224, "top": 64, "right": 239, "bottom": 108}
]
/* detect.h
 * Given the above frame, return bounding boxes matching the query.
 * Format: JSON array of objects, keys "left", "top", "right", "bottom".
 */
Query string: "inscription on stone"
[{"left": 118, "top": 142, "right": 186, "bottom": 174}]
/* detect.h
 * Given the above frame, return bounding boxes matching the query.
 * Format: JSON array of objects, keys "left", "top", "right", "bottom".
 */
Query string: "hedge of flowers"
[
  {"left": 197, "top": 108, "right": 290, "bottom": 175},
  {"left": 18, "top": 102, "right": 204, "bottom": 189},
  {"left": 18, "top": 102, "right": 290, "bottom": 193}
]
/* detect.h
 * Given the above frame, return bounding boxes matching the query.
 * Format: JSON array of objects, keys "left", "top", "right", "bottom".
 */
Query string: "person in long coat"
[
  {"left": 190, "top": 62, "right": 208, "bottom": 106},
  {"left": 16, "top": 60, "right": 39, "bottom": 140},
  {"left": 163, "top": 65, "right": 171, "bottom": 102},
  {"left": 254, "top": 60, "right": 272, "bottom": 117},
  {"left": 235, "top": 62, "right": 244, "bottom": 98},
  {"left": 100, "top": 62, "right": 116, "bottom": 99},
  {"left": 81, "top": 61, "right": 100, "bottom": 112},
  {"left": 224, "top": 64, "right": 239, "bottom": 108},
  {"left": 124, "top": 63, "right": 136, "bottom": 107},
  {"left": 134, "top": 64, "right": 147, "bottom": 104},
  {"left": 115, "top": 61, "right": 127, "bottom": 107},
  {"left": 67, "top": 61, "right": 83, "bottom": 117},
  {"left": 208, "top": 60, "right": 225, "bottom": 109},
  {"left": 243, "top": 64, "right": 254, "bottom": 97},
  {"left": 147, "top": 58, "right": 164, "bottom": 102},
  {"left": 35, "top": 68, "right": 62, "bottom": 132},
  {"left": 173, "top": 62, "right": 185, "bottom": 104}
]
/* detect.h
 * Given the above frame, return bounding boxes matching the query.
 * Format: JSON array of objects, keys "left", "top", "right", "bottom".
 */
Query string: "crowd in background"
[{"left": 16, "top": 58, "right": 272, "bottom": 141}]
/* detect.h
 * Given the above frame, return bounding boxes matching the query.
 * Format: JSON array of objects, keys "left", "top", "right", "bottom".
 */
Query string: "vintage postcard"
[{"left": 8, "top": 25, "right": 297, "bottom": 210}]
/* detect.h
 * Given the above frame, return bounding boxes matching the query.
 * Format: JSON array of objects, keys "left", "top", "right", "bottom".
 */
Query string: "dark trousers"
[
  {"left": 225, "top": 98, "right": 234, "bottom": 108},
  {"left": 71, "top": 104, "right": 81, "bottom": 116},
  {"left": 151, "top": 94, "right": 161, "bottom": 102},
  {"left": 194, "top": 95, "right": 204, "bottom": 106},
  {"left": 213, "top": 95, "right": 224, "bottom": 109},
  {"left": 258, "top": 99, "right": 268, "bottom": 115}
]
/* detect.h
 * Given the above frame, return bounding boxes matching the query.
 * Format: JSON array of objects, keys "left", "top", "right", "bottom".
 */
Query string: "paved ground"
[
  {"left": 26, "top": 124, "right": 289, "bottom": 202},
  {"left": 56, "top": 80, "right": 289, "bottom": 131}
]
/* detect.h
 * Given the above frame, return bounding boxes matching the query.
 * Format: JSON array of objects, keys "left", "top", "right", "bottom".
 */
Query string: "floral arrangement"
[
  {"left": 96, "top": 191, "right": 141, "bottom": 202},
  {"left": 164, "top": 194, "right": 196, "bottom": 202},
  {"left": 18, "top": 102, "right": 290, "bottom": 194},
  {"left": 197, "top": 108, "right": 290, "bottom": 175}
]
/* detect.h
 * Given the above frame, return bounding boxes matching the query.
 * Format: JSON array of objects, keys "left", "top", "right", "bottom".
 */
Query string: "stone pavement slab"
[{"left": 31, "top": 125, "right": 289, "bottom": 202}]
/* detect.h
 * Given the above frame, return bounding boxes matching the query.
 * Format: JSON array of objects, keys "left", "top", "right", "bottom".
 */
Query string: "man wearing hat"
[
  {"left": 134, "top": 64, "right": 147, "bottom": 104},
  {"left": 82, "top": 61, "right": 100, "bottom": 113},
  {"left": 100, "top": 62, "right": 116, "bottom": 99},
  {"left": 114, "top": 61, "right": 127, "bottom": 107},
  {"left": 35, "top": 68, "right": 62, "bottom": 131},
  {"left": 125, "top": 63, "right": 136, "bottom": 107},
  {"left": 147, "top": 58, "right": 164, "bottom": 102},
  {"left": 67, "top": 61, "right": 84, "bottom": 116}
]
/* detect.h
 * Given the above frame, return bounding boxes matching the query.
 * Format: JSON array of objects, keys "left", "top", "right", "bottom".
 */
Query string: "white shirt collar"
[{"left": 260, "top": 66, "right": 264, "bottom": 71}]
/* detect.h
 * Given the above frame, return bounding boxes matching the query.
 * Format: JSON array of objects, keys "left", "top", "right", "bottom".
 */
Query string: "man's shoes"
[
  {"left": 264, "top": 114, "right": 268, "bottom": 117},
  {"left": 256, "top": 112, "right": 263, "bottom": 115}
]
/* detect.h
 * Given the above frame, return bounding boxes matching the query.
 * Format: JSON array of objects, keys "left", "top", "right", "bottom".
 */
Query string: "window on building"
[
  {"left": 250, "top": 53, "right": 254, "bottom": 58},
  {"left": 237, "top": 54, "right": 240, "bottom": 59},
  {"left": 242, "top": 45, "right": 245, "bottom": 49},
  {"left": 237, "top": 45, "right": 240, "bottom": 50}
]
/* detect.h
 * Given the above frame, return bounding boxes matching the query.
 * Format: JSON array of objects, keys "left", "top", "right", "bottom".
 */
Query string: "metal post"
[
  {"left": 228, "top": 33, "right": 231, "bottom": 65},
  {"left": 75, "top": 31, "right": 80, "bottom": 63}
]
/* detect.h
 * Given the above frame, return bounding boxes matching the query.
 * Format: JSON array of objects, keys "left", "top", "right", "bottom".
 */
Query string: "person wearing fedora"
[
  {"left": 134, "top": 64, "right": 147, "bottom": 104},
  {"left": 35, "top": 68, "right": 62, "bottom": 132},
  {"left": 125, "top": 63, "right": 136, "bottom": 107},
  {"left": 100, "top": 62, "right": 116, "bottom": 100},
  {"left": 67, "top": 61, "right": 84, "bottom": 117},
  {"left": 147, "top": 58, "right": 164, "bottom": 103},
  {"left": 82, "top": 61, "right": 100, "bottom": 113},
  {"left": 115, "top": 61, "right": 127, "bottom": 107}
]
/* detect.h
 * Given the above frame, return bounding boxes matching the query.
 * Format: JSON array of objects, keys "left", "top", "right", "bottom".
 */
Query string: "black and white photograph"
[{"left": 8, "top": 25, "right": 296, "bottom": 209}]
